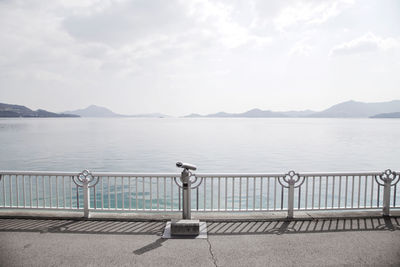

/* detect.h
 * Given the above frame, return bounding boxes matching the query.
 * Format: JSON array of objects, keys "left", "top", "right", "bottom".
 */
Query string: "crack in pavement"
[{"left": 206, "top": 238, "right": 218, "bottom": 267}]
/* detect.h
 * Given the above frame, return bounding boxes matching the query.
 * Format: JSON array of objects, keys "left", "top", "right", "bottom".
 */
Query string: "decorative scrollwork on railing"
[
  {"left": 190, "top": 176, "right": 203, "bottom": 189},
  {"left": 374, "top": 169, "right": 400, "bottom": 186},
  {"left": 278, "top": 171, "right": 305, "bottom": 188},
  {"left": 174, "top": 174, "right": 204, "bottom": 189},
  {"left": 72, "top": 170, "right": 99, "bottom": 188}
]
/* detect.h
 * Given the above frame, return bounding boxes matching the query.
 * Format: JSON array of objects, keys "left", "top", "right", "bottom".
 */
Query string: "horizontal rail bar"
[
  {"left": 0, "top": 171, "right": 80, "bottom": 176},
  {"left": 0, "top": 171, "right": 385, "bottom": 177},
  {"left": 0, "top": 171, "right": 181, "bottom": 177},
  {"left": 195, "top": 172, "right": 383, "bottom": 177},
  {"left": 0, "top": 207, "right": 82, "bottom": 211},
  {"left": 92, "top": 173, "right": 180, "bottom": 177}
]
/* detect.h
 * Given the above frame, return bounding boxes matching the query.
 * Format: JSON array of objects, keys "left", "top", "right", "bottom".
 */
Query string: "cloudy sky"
[{"left": 0, "top": 0, "right": 399, "bottom": 116}]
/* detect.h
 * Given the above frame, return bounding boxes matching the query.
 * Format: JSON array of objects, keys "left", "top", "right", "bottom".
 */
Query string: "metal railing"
[
  {"left": 0, "top": 169, "right": 399, "bottom": 218},
  {"left": 193, "top": 171, "right": 400, "bottom": 216}
]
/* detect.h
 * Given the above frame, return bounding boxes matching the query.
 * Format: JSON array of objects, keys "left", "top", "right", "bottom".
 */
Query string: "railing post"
[
  {"left": 182, "top": 177, "right": 191, "bottom": 219},
  {"left": 83, "top": 182, "right": 90, "bottom": 218},
  {"left": 288, "top": 183, "right": 294, "bottom": 219},
  {"left": 375, "top": 169, "right": 399, "bottom": 216},
  {"left": 383, "top": 180, "right": 391, "bottom": 216},
  {"left": 278, "top": 171, "right": 305, "bottom": 219},
  {"left": 72, "top": 170, "right": 99, "bottom": 219}
]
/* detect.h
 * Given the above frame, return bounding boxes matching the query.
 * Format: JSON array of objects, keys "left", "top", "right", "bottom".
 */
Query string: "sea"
[{"left": 0, "top": 117, "right": 399, "bottom": 173}]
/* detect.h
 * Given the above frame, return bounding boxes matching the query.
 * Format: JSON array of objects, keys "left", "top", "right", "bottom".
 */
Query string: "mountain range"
[
  {"left": 370, "top": 112, "right": 400, "bottom": 118},
  {"left": 185, "top": 109, "right": 316, "bottom": 118},
  {"left": 309, "top": 100, "right": 400, "bottom": 118},
  {"left": 63, "top": 105, "right": 168, "bottom": 118},
  {"left": 185, "top": 100, "right": 400, "bottom": 118},
  {"left": 0, "top": 103, "right": 79, "bottom": 118},
  {"left": 1, "top": 100, "right": 400, "bottom": 118}
]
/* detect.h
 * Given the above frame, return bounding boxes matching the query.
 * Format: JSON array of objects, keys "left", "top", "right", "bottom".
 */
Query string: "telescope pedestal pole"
[{"left": 170, "top": 170, "right": 200, "bottom": 236}]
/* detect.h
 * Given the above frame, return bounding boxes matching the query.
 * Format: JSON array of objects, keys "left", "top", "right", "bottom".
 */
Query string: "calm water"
[{"left": 0, "top": 117, "right": 399, "bottom": 173}]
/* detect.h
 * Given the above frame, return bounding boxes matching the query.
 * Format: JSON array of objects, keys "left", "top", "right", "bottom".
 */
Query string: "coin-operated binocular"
[
  {"left": 167, "top": 161, "right": 203, "bottom": 237},
  {"left": 176, "top": 162, "right": 197, "bottom": 219}
]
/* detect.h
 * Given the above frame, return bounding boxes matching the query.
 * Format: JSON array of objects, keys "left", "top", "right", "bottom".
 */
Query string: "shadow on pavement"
[
  {"left": 132, "top": 238, "right": 167, "bottom": 255},
  {"left": 0, "top": 216, "right": 399, "bottom": 236},
  {"left": 206, "top": 216, "right": 400, "bottom": 235},
  {"left": 0, "top": 218, "right": 165, "bottom": 235}
]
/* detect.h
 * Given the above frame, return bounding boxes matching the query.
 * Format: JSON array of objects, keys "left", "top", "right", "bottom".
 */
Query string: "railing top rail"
[
  {"left": 0, "top": 170, "right": 387, "bottom": 177},
  {"left": 299, "top": 171, "right": 383, "bottom": 176},
  {"left": 194, "top": 171, "right": 384, "bottom": 177},
  {"left": 0, "top": 170, "right": 181, "bottom": 177},
  {"left": 195, "top": 173, "right": 283, "bottom": 177},
  {"left": 92, "top": 172, "right": 180, "bottom": 177},
  {"left": 0, "top": 170, "right": 80, "bottom": 176}
]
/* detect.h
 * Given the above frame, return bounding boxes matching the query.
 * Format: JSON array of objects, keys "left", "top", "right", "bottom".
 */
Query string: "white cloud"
[
  {"left": 0, "top": 0, "right": 274, "bottom": 98},
  {"left": 274, "top": 0, "right": 355, "bottom": 31},
  {"left": 59, "top": 0, "right": 130, "bottom": 15},
  {"left": 60, "top": 0, "right": 272, "bottom": 51},
  {"left": 177, "top": 0, "right": 272, "bottom": 49},
  {"left": 330, "top": 32, "right": 400, "bottom": 56},
  {"left": 56, "top": 0, "right": 272, "bottom": 73},
  {"left": 289, "top": 38, "right": 313, "bottom": 57}
]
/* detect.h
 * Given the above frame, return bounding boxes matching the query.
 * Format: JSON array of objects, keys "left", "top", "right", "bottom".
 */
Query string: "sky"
[{"left": 0, "top": 0, "right": 399, "bottom": 116}]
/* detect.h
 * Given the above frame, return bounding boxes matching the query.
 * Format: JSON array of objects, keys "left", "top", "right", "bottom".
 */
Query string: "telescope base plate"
[{"left": 162, "top": 220, "right": 207, "bottom": 239}]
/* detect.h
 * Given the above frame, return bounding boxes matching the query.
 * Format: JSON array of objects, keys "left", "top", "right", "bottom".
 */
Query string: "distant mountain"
[
  {"left": 184, "top": 108, "right": 315, "bottom": 118},
  {"left": 310, "top": 100, "right": 400, "bottom": 118},
  {"left": 370, "top": 112, "right": 400, "bottom": 118},
  {"left": 0, "top": 103, "right": 79, "bottom": 118},
  {"left": 64, "top": 105, "right": 168, "bottom": 118},
  {"left": 185, "top": 113, "right": 203, "bottom": 118},
  {"left": 64, "top": 105, "right": 120, "bottom": 117},
  {"left": 237, "top": 108, "right": 288, "bottom": 117},
  {"left": 183, "top": 100, "right": 400, "bottom": 118}
]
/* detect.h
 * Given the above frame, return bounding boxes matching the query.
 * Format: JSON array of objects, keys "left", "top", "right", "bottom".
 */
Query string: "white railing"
[
  {"left": 0, "top": 171, "right": 82, "bottom": 211},
  {"left": 0, "top": 169, "right": 399, "bottom": 218},
  {"left": 194, "top": 171, "right": 400, "bottom": 217}
]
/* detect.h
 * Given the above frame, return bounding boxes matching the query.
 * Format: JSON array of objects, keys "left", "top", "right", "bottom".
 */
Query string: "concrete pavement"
[{"left": 0, "top": 216, "right": 399, "bottom": 266}]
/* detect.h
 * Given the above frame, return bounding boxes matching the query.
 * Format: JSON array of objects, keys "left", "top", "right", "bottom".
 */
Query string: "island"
[
  {"left": 370, "top": 112, "right": 400, "bottom": 118},
  {"left": 0, "top": 103, "right": 79, "bottom": 118}
]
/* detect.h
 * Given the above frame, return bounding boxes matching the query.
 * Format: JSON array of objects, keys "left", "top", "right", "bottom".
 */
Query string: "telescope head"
[{"left": 176, "top": 162, "right": 197, "bottom": 171}]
